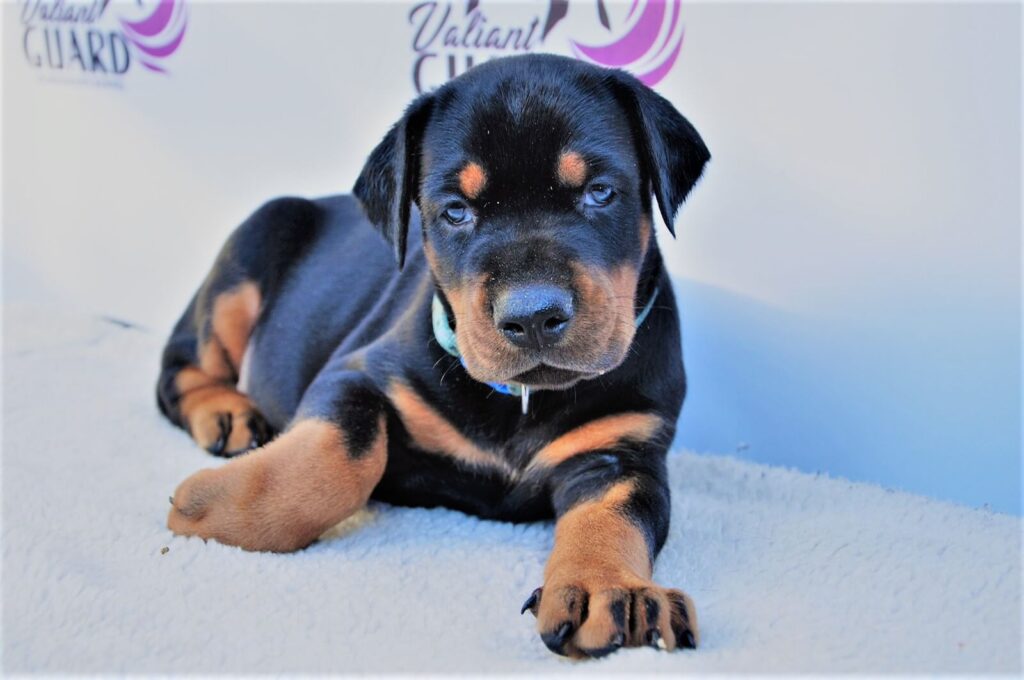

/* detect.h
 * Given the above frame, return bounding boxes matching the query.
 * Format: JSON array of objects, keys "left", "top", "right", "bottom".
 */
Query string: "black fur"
[
  {"left": 607, "top": 70, "right": 710, "bottom": 236},
  {"left": 352, "top": 94, "right": 434, "bottom": 268}
]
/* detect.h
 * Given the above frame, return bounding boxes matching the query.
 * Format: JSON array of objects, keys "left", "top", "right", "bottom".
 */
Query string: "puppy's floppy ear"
[
  {"left": 353, "top": 93, "right": 434, "bottom": 268},
  {"left": 608, "top": 71, "right": 710, "bottom": 236}
]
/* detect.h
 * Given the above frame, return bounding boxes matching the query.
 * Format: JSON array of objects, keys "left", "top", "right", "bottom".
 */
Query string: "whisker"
[{"left": 439, "top": 358, "right": 460, "bottom": 385}]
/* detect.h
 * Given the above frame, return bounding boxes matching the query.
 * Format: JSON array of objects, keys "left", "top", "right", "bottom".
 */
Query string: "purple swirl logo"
[
  {"left": 407, "top": 1, "right": 687, "bottom": 93},
  {"left": 119, "top": 0, "right": 188, "bottom": 73},
  {"left": 19, "top": 0, "right": 187, "bottom": 80},
  {"left": 568, "top": 0, "right": 683, "bottom": 86}
]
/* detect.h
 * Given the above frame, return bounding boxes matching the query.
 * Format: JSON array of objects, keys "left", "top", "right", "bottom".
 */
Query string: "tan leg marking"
[
  {"left": 388, "top": 381, "right": 512, "bottom": 475},
  {"left": 198, "top": 281, "right": 260, "bottom": 380},
  {"left": 528, "top": 413, "right": 663, "bottom": 471},
  {"left": 168, "top": 418, "right": 387, "bottom": 552},
  {"left": 178, "top": 282, "right": 268, "bottom": 454},
  {"left": 175, "top": 365, "right": 220, "bottom": 393},
  {"left": 531, "top": 481, "right": 699, "bottom": 658},
  {"left": 458, "top": 161, "right": 487, "bottom": 199},
  {"left": 546, "top": 481, "right": 649, "bottom": 580},
  {"left": 557, "top": 151, "right": 588, "bottom": 187}
]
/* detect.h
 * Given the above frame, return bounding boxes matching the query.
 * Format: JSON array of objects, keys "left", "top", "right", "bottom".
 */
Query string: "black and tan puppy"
[{"left": 158, "top": 53, "right": 709, "bottom": 659}]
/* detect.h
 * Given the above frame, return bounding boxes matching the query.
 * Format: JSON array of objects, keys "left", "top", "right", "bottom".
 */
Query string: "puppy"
[{"left": 159, "top": 53, "right": 709, "bottom": 659}]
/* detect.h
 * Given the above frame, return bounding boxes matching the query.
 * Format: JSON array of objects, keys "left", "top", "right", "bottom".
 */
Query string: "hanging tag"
[{"left": 521, "top": 385, "right": 530, "bottom": 414}]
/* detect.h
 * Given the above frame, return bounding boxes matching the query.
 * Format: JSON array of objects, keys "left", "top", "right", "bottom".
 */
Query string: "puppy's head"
[{"left": 354, "top": 55, "right": 709, "bottom": 389}]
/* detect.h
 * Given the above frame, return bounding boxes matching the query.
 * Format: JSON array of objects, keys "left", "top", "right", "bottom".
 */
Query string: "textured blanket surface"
[{"left": 2, "top": 306, "right": 1021, "bottom": 674}]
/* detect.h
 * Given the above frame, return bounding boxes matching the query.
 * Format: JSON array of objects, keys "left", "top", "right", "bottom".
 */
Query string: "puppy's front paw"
[
  {"left": 167, "top": 462, "right": 281, "bottom": 551},
  {"left": 167, "top": 466, "right": 237, "bottom": 543},
  {"left": 522, "top": 577, "right": 698, "bottom": 659}
]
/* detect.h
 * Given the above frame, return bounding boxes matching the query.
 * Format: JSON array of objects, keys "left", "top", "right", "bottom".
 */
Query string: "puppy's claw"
[
  {"left": 521, "top": 587, "right": 542, "bottom": 616},
  {"left": 646, "top": 629, "right": 663, "bottom": 649},
  {"left": 247, "top": 412, "right": 273, "bottom": 449},
  {"left": 541, "top": 621, "right": 574, "bottom": 655},
  {"left": 206, "top": 413, "right": 231, "bottom": 456}
]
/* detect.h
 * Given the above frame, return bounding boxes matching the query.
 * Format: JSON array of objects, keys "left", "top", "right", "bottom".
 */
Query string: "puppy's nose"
[{"left": 494, "top": 284, "right": 574, "bottom": 350}]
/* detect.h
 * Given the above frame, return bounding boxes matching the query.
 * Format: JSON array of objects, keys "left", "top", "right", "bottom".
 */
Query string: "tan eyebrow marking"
[
  {"left": 557, "top": 151, "right": 588, "bottom": 187},
  {"left": 458, "top": 162, "right": 487, "bottom": 199}
]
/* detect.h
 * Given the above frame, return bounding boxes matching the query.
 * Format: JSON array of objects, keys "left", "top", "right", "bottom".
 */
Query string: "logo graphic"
[
  {"left": 566, "top": 0, "right": 684, "bottom": 86},
  {"left": 20, "top": 0, "right": 188, "bottom": 81},
  {"left": 408, "top": 0, "right": 542, "bottom": 93},
  {"left": 119, "top": 0, "right": 188, "bottom": 73},
  {"left": 407, "top": 0, "right": 685, "bottom": 93}
]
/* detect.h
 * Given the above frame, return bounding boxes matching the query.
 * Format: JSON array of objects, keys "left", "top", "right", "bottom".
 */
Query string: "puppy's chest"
[
  {"left": 381, "top": 380, "right": 663, "bottom": 518},
  {"left": 394, "top": 392, "right": 657, "bottom": 470},
  {"left": 372, "top": 412, "right": 553, "bottom": 519},
  {"left": 393, "top": 404, "right": 554, "bottom": 480}
]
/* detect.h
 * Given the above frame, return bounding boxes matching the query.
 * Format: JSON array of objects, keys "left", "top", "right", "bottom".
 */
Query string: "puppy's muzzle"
[{"left": 493, "top": 284, "right": 574, "bottom": 351}]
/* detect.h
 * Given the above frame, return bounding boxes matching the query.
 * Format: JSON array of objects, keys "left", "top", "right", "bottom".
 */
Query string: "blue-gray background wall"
[
  {"left": 4, "top": 2, "right": 1021, "bottom": 512},
  {"left": 668, "top": 5, "right": 1022, "bottom": 514}
]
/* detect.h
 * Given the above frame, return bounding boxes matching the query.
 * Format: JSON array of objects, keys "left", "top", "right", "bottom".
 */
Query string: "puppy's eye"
[
  {"left": 584, "top": 184, "right": 615, "bottom": 207},
  {"left": 442, "top": 204, "right": 472, "bottom": 226}
]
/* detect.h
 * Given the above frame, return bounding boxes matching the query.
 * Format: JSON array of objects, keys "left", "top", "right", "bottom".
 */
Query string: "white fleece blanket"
[{"left": 2, "top": 306, "right": 1021, "bottom": 674}]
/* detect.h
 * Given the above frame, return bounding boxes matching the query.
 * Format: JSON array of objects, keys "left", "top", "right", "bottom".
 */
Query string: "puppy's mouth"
[
  {"left": 463, "top": 338, "right": 632, "bottom": 391},
  {"left": 509, "top": 364, "right": 599, "bottom": 390}
]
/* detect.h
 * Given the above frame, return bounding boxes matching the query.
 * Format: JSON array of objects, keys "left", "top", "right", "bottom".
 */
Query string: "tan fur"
[
  {"left": 639, "top": 215, "right": 652, "bottom": 261},
  {"left": 559, "top": 262, "right": 639, "bottom": 371},
  {"left": 535, "top": 480, "right": 700, "bottom": 657},
  {"left": 608, "top": 263, "right": 640, "bottom": 320},
  {"left": 557, "top": 151, "right": 588, "bottom": 187},
  {"left": 178, "top": 384, "right": 259, "bottom": 452},
  {"left": 198, "top": 281, "right": 260, "bottom": 380},
  {"left": 168, "top": 418, "right": 387, "bottom": 552},
  {"left": 445, "top": 275, "right": 520, "bottom": 383},
  {"left": 529, "top": 413, "right": 663, "bottom": 470},
  {"left": 197, "top": 338, "right": 232, "bottom": 380},
  {"left": 388, "top": 381, "right": 513, "bottom": 475},
  {"left": 545, "top": 480, "right": 651, "bottom": 591},
  {"left": 608, "top": 263, "right": 641, "bottom": 349},
  {"left": 423, "top": 240, "right": 440, "bottom": 272},
  {"left": 458, "top": 161, "right": 487, "bottom": 199},
  {"left": 175, "top": 365, "right": 219, "bottom": 393},
  {"left": 175, "top": 282, "right": 263, "bottom": 450}
]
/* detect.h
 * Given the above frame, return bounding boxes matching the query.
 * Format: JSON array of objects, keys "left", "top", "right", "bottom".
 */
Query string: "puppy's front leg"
[
  {"left": 168, "top": 374, "right": 386, "bottom": 553},
  {"left": 524, "top": 456, "right": 698, "bottom": 659}
]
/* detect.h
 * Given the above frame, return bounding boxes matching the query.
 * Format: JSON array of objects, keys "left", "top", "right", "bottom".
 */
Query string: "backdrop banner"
[{"left": 3, "top": 1, "right": 1021, "bottom": 513}]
